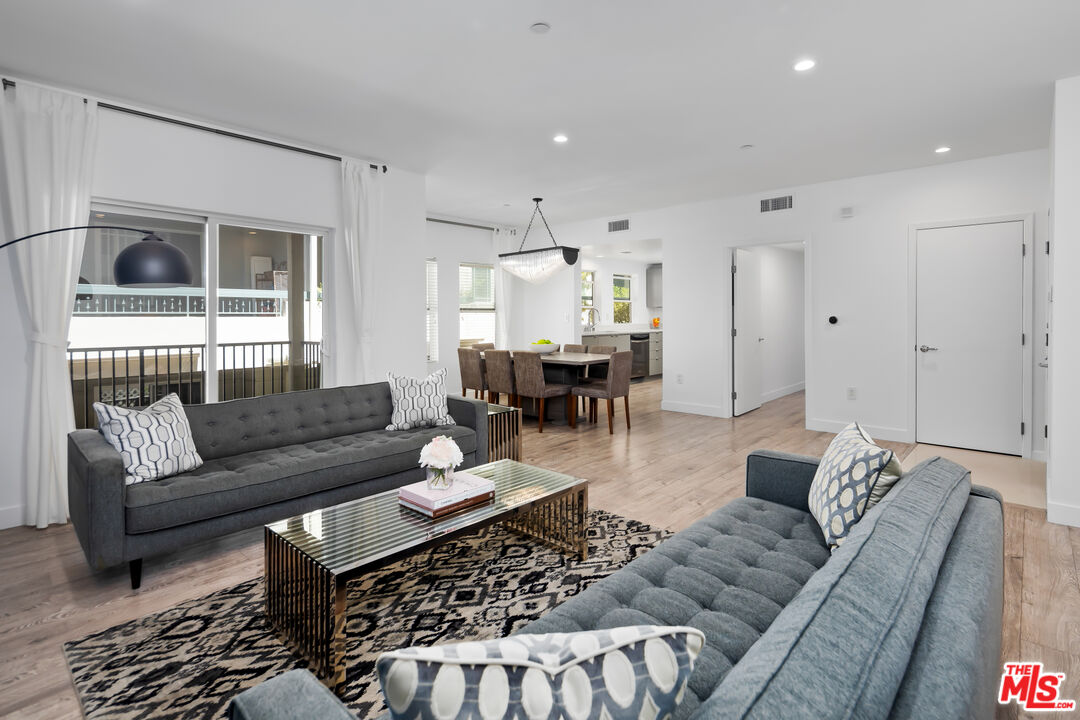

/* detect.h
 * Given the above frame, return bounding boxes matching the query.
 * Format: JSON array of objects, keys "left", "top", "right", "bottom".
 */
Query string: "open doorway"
[{"left": 732, "top": 242, "right": 805, "bottom": 416}]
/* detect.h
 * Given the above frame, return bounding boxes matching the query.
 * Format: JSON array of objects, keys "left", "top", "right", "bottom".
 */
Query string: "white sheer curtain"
[
  {"left": 493, "top": 226, "right": 516, "bottom": 349},
  {"left": 0, "top": 83, "right": 98, "bottom": 528},
  {"left": 327, "top": 158, "right": 383, "bottom": 386}
]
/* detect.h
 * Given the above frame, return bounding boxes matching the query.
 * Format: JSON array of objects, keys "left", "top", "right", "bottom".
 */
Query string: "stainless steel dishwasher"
[{"left": 630, "top": 334, "right": 650, "bottom": 378}]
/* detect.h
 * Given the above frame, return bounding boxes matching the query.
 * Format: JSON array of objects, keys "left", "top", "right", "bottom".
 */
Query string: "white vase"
[{"left": 426, "top": 466, "right": 455, "bottom": 490}]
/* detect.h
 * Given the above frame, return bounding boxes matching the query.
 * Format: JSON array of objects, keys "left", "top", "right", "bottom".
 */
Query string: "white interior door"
[
  {"left": 733, "top": 248, "right": 762, "bottom": 416},
  {"left": 916, "top": 221, "right": 1024, "bottom": 454}
]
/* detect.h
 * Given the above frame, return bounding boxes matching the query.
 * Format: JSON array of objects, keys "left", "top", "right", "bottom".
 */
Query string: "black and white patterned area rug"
[{"left": 63, "top": 509, "right": 667, "bottom": 720}]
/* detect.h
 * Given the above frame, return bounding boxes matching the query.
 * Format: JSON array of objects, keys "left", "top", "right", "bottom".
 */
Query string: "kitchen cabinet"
[
  {"left": 646, "top": 264, "right": 663, "bottom": 307},
  {"left": 649, "top": 332, "right": 663, "bottom": 376},
  {"left": 582, "top": 332, "right": 631, "bottom": 353}
]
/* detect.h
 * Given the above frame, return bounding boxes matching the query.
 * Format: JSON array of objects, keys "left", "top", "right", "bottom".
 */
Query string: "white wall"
[
  {"left": 509, "top": 264, "right": 581, "bottom": 351},
  {"left": 0, "top": 107, "right": 427, "bottom": 529},
  {"left": 752, "top": 245, "right": 805, "bottom": 402},
  {"left": 422, "top": 220, "right": 497, "bottom": 392},
  {"left": 1048, "top": 76, "right": 1080, "bottom": 526},
  {"left": 550, "top": 150, "right": 1050, "bottom": 445}
]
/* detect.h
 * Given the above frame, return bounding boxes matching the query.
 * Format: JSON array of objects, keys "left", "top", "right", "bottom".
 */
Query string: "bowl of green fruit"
[{"left": 528, "top": 339, "right": 559, "bottom": 354}]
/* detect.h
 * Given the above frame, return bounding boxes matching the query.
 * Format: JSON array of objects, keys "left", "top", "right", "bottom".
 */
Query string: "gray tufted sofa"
[
  {"left": 68, "top": 383, "right": 488, "bottom": 589},
  {"left": 230, "top": 448, "right": 1003, "bottom": 720}
]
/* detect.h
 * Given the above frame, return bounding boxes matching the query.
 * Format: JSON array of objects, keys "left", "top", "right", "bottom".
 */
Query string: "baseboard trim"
[
  {"left": 761, "top": 382, "right": 805, "bottom": 404},
  {"left": 661, "top": 400, "right": 731, "bottom": 419},
  {"left": 0, "top": 504, "right": 22, "bottom": 530},
  {"left": 807, "top": 418, "right": 914, "bottom": 443},
  {"left": 1047, "top": 500, "right": 1080, "bottom": 528}
]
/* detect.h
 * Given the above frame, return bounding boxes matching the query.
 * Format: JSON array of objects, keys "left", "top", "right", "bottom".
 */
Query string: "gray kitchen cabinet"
[
  {"left": 649, "top": 332, "right": 663, "bottom": 376},
  {"left": 583, "top": 332, "right": 631, "bottom": 353},
  {"left": 646, "top": 264, "right": 663, "bottom": 307}
]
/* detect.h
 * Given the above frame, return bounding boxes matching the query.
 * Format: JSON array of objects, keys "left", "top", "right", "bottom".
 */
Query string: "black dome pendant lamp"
[{"left": 1, "top": 225, "right": 194, "bottom": 287}]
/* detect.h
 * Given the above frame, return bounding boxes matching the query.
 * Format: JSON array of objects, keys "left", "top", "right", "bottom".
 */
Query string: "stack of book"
[{"left": 398, "top": 472, "right": 495, "bottom": 518}]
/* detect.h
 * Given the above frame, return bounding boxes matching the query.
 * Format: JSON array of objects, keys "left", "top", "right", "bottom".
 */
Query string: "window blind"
[{"left": 425, "top": 258, "right": 438, "bottom": 362}]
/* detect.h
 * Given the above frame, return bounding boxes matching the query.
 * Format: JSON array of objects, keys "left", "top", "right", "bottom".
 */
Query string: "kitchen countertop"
[{"left": 582, "top": 329, "right": 662, "bottom": 335}]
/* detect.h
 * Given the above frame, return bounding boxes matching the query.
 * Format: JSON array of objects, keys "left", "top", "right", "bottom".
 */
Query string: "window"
[
  {"left": 581, "top": 271, "right": 595, "bottom": 325},
  {"left": 68, "top": 207, "right": 326, "bottom": 429},
  {"left": 459, "top": 263, "right": 496, "bottom": 345},
  {"left": 426, "top": 258, "right": 439, "bottom": 361},
  {"left": 217, "top": 224, "right": 323, "bottom": 401},
  {"left": 613, "top": 274, "right": 632, "bottom": 324}
]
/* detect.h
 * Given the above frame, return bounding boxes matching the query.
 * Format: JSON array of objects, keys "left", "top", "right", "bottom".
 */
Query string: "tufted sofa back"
[{"left": 183, "top": 383, "right": 395, "bottom": 461}]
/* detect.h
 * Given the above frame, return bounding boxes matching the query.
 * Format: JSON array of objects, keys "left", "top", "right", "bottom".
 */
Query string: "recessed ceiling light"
[
  {"left": 553, "top": 134, "right": 568, "bottom": 143},
  {"left": 620, "top": 250, "right": 632, "bottom": 254},
  {"left": 248, "top": 231, "right": 257, "bottom": 235},
  {"left": 530, "top": 22, "right": 550, "bottom": 34},
  {"left": 935, "top": 146, "right": 951, "bottom": 154},
  {"left": 94, "top": 213, "right": 105, "bottom": 218},
  {"left": 739, "top": 144, "right": 755, "bottom": 151},
  {"left": 793, "top": 58, "right": 816, "bottom": 72},
  {"left": 596, "top": 255, "right": 605, "bottom": 258}
]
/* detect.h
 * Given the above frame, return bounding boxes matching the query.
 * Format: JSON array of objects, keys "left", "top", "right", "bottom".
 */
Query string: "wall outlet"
[
  {"left": 677, "top": 373, "right": 684, "bottom": 385},
  {"left": 846, "top": 386, "right": 857, "bottom": 401}
]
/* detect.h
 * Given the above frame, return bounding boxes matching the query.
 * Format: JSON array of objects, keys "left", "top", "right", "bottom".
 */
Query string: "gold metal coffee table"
[{"left": 264, "top": 459, "right": 588, "bottom": 691}]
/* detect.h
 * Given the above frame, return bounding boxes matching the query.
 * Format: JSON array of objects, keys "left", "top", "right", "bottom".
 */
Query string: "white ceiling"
[{"left": 1, "top": 1, "right": 1079, "bottom": 225}]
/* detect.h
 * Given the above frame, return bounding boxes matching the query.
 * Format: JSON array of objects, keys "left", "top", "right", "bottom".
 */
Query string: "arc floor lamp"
[{"left": 0, "top": 225, "right": 194, "bottom": 287}]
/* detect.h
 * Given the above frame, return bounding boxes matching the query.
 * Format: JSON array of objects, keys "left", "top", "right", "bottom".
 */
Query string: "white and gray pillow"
[
  {"left": 93, "top": 393, "right": 203, "bottom": 485},
  {"left": 376, "top": 625, "right": 704, "bottom": 720},
  {"left": 386, "top": 368, "right": 455, "bottom": 431},
  {"left": 808, "top": 421, "right": 903, "bottom": 549}
]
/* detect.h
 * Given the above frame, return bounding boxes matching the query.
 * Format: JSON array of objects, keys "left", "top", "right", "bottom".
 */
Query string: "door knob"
[{"left": 919, "top": 345, "right": 939, "bottom": 353}]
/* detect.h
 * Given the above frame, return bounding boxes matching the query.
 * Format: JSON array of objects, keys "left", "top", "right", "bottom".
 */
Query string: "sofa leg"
[
  {"left": 129, "top": 558, "right": 143, "bottom": 590},
  {"left": 538, "top": 398, "right": 545, "bottom": 433}
]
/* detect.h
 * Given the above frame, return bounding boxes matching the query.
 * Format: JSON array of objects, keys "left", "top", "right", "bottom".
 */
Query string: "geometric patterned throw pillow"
[
  {"left": 93, "top": 393, "right": 203, "bottom": 485},
  {"left": 386, "top": 368, "right": 456, "bottom": 431},
  {"left": 808, "top": 422, "right": 902, "bottom": 550},
  {"left": 376, "top": 625, "right": 705, "bottom": 720}
]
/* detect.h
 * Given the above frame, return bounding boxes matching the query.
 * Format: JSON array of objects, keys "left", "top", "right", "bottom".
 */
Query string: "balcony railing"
[
  {"left": 68, "top": 341, "right": 322, "bottom": 429},
  {"left": 72, "top": 285, "right": 299, "bottom": 317}
]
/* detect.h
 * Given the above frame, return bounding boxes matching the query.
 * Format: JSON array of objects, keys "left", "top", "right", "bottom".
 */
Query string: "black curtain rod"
[
  {"left": 2, "top": 78, "right": 387, "bottom": 172},
  {"left": 426, "top": 217, "right": 498, "bottom": 232}
]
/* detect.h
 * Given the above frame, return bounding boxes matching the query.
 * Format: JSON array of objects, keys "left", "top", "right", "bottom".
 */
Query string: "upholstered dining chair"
[
  {"left": 572, "top": 350, "right": 632, "bottom": 434},
  {"left": 457, "top": 347, "right": 488, "bottom": 399},
  {"left": 586, "top": 344, "right": 617, "bottom": 378},
  {"left": 581, "top": 344, "right": 617, "bottom": 412},
  {"left": 563, "top": 344, "right": 586, "bottom": 353},
  {"left": 512, "top": 351, "right": 575, "bottom": 433},
  {"left": 472, "top": 343, "right": 495, "bottom": 351},
  {"left": 484, "top": 350, "right": 516, "bottom": 406}
]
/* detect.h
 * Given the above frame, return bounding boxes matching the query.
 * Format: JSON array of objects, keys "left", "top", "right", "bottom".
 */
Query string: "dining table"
[{"left": 479, "top": 350, "right": 612, "bottom": 424}]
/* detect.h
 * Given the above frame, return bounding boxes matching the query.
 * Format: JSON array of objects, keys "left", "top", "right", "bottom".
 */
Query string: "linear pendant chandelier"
[{"left": 498, "top": 198, "right": 579, "bottom": 283}]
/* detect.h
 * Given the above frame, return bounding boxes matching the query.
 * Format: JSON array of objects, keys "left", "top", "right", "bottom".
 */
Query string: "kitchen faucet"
[{"left": 584, "top": 307, "right": 600, "bottom": 332}]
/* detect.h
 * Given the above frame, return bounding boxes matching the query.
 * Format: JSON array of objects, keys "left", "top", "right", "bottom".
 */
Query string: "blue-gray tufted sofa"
[
  {"left": 229, "top": 448, "right": 1004, "bottom": 720},
  {"left": 68, "top": 383, "right": 488, "bottom": 589}
]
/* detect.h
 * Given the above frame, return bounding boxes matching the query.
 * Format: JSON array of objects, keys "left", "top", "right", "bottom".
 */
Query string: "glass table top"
[{"left": 266, "top": 459, "right": 586, "bottom": 575}]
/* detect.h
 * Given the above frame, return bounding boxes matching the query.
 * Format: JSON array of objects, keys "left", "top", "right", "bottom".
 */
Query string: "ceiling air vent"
[
  {"left": 760, "top": 195, "right": 794, "bottom": 213},
  {"left": 608, "top": 218, "right": 630, "bottom": 233}
]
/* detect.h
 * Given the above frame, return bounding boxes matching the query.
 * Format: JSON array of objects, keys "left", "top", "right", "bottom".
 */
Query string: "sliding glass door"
[
  {"left": 216, "top": 224, "right": 323, "bottom": 400},
  {"left": 70, "top": 208, "right": 208, "bottom": 428},
  {"left": 68, "top": 206, "right": 326, "bottom": 428}
]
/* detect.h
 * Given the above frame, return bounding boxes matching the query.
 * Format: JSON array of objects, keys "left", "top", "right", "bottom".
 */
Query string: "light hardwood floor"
[{"left": 0, "top": 378, "right": 1069, "bottom": 718}]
